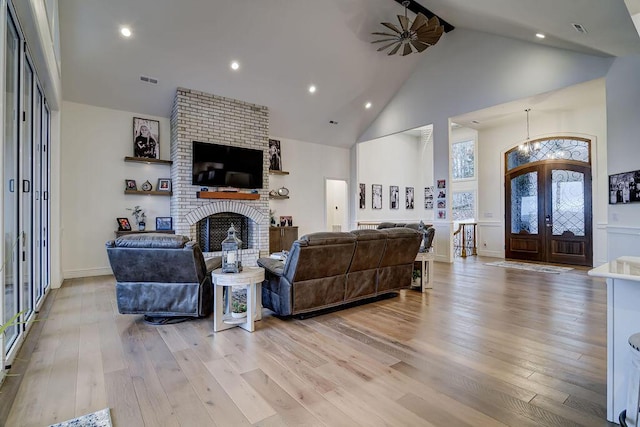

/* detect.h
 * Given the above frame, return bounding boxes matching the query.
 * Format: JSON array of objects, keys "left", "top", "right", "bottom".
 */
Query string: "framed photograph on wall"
[
  {"left": 372, "top": 184, "right": 382, "bottom": 209},
  {"left": 156, "top": 217, "right": 173, "bottom": 231},
  {"left": 157, "top": 178, "right": 171, "bottom": 192},
  {"left": 117, "top": 217, "right": 132, "bottom": 231},
  {"left": 269, "top": 139, "right": 282, "bottom": 171},
  {"left": 609, "top": 170, "right": 640, "bottom": 204},
  {"left": 133, "top": 117, "right": 160, "bottom": 159},
  {"left": 406, "top": 187, "right": 414, "bottom": 209},
  {"left": 390, "top": 186, "right": 399, "bottom": 209},
  {"left": 359, "top": 183, "right": 366, "bottom": 209},
  {"left": 424, "top": 186, "right": 434, "bottom": 209}
]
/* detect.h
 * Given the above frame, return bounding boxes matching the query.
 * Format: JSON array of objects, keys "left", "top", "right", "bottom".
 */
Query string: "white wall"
[
  {"left": 476, "top": 88, "right": 608, "bottom": 263},
  {"left": 268, "top": 136, "right": 350, "bottom": 237},
  {"left": 60, "top": 101, "right": 171, "bottom": 278},
  {"left": 356, "top": 132, "right": 430, "bottom": 223},
  {"left": 606, "top": 55, "right": 640, "bottom": 260}
]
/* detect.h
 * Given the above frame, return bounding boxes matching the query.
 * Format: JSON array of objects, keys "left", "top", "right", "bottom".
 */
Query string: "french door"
[{"left": 505, "top": 138, "right": 592, "bottom": 267}]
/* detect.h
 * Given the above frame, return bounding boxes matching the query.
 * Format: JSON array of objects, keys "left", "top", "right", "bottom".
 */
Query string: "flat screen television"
[{"left": 192, "top": 141, "right": 264, "bottom": 189}]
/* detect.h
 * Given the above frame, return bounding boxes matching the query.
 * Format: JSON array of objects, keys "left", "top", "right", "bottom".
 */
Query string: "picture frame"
[
  {"left": 125, "top": 179, "right": 137, "bottom": 191},
  {"left": 155, "top": 216, "right": 173, "bottom": 231},
  {"left": 390, "top": 186, "right": 399, "bottom": 209},
  {"left": 157, "top": 178, "right": 171, "bottom": 192},
  {"left": 372, "top": 184, "right": 382, "bottom": 209},
  {"left": 117, "top": 217, "right": 132, "bottom": 231},
  {"left": 406, "top": 187, "right": 414, "bottom": 209},
  {"left": 424, "top": 186, "right": 434, "bottom": 209},
  {"left": 279, "top": 215, "right": 293, "bottom": 226},
  {"left": 609, "top": 169, "right": 640, "bottom": 204},
  {"left": 437, "top": 179, "right": 446, "bottom": 189},
  {"left": 269, "top": 139, "right": 282, "bottom": 171},
  {"left": 359, "top": 183, "right": 366, "bottom": 209},
  {"left": 133, "top": 117, "right": 160, "bottom": 159}
]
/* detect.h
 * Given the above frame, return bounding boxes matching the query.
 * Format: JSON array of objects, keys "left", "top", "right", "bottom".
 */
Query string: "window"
[
  {"left": 452, "top": 191, "right": 475, "bottom": 221},
  {"left": 452, "top": 140, "right": 475, "bottom": 180}
]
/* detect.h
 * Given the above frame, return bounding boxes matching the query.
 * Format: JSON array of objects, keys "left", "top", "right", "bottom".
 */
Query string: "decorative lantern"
[{"left": 221, "top": 224, "right": 243, "bottom": 273}]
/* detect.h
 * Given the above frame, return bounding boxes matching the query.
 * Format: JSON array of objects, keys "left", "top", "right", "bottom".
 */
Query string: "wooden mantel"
[{"left": 196, "top": 191, "right": 260, "bottom": 200}]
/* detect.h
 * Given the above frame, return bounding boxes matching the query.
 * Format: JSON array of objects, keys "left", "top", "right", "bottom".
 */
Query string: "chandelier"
[
  {"left": 519, "top": 108, "right": 540, "bottom": 153},
  {"left": 372, "top": 1, "right": 445, "bottom": 56}
]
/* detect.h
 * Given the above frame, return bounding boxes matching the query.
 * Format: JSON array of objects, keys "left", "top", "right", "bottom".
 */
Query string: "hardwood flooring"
[{"left": 1, "top": 257, "right": 614, "bottom": 426}]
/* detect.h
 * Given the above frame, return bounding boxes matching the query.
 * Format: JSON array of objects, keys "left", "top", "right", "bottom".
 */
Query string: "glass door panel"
[
  {"left": 551, "top": 169, "right": 585, "bottom": 236},
  {"left": 510, "top": 171, "right": 538, "bottom": 234},
  {"left": 21, "top": 57, "right": 35, "bottom": 318},
  {"left": 3, "top": 13, "right": 20, "bottom": 351},
  {"left": 33, "top": 88, "right": 43, "bottom": 305}
]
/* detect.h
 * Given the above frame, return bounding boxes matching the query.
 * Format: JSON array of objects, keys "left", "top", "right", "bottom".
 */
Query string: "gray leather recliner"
[{"left": 106, "top": 233, "right": 221, "bottom": 324}]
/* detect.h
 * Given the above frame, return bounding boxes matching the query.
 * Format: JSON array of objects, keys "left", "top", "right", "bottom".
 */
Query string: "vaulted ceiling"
[{"left": 59, "top": 0, "right": 640, "bottom": 148}]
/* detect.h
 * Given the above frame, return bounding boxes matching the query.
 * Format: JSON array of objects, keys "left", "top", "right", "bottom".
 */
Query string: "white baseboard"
[
  {"left": 477, "top": 249, "right": 504, "bottom": 258},
  {"left": 63, "top": 267, "right": 112, "bottom": 279}
]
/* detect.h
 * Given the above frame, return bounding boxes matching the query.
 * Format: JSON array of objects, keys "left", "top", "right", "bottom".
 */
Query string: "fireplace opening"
[{"left": 197, "top": 213, "right": 249, "bottom": 252}]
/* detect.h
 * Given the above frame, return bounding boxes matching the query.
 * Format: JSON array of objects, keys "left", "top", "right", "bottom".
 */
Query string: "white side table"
[
  {"left": 415, "top": 251, "right": 434, "bottom": 292},
  {"left": 211, "top": 267, "right": 265, "bottom": 332}
]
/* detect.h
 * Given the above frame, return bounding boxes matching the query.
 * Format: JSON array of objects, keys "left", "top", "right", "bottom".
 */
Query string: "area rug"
[
  {"left": 48, "top": 408, "right": 112, "bottom": 427},
  {"left": 485, "top": 261, "right": 573, "bottom": 274}
]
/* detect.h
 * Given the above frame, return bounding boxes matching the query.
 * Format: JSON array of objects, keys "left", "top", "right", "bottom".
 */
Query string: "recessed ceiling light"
[
  {"left": 120, "top": 26, "right": 132, "bottom": 38},
  {"left": 230, "top": 61, "right": 240, "bottom": 70},
  {"left": 365, "top": 102, "right": 372, "bottom": 109},
  {"left": 536, "top": 33, "right": 545, "bottom": 39},
  {"left": 308, "top": 85, "right": 316, "bottom": 94}
]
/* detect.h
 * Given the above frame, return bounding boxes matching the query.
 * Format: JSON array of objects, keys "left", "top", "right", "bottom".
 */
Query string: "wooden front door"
[{"left": 505, "top": 138, "right": 592, "bottom": 267}]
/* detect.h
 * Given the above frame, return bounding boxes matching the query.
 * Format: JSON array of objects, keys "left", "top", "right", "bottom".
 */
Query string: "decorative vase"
[{"left": 138, "top": 222, "right": 146, "bottom": 231}]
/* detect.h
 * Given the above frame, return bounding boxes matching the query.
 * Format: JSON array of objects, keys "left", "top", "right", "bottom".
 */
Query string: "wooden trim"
[
  {"left": 196, "top": 191, "right": 260, "bottom": 200},
  {"left": 269, "top": 195, "right": 289, "bottom": 200},
  {"left": 268, "top": 170, "right": 290, "bottom": 175},
  {"left": 124, "top": 156, "right": 173, "bottom": 165}
]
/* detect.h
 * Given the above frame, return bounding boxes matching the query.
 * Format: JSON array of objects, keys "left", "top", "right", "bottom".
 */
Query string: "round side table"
[{"left": 211, "top": 267, "right": 264, "bottom": 332}]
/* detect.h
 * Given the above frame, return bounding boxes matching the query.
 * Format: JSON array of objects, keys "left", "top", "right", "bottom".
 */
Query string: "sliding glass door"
[{"left": 2, "top": 3, "right": 53, "bottom": 362}]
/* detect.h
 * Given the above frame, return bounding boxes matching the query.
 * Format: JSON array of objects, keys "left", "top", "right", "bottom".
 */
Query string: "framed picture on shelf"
[
  {"left": 156, "top": 217, "right": 173, "bottom": 231},
  {"left": 117, "top": 217, "right": 132, "bottom": 231},
  {"left": 133, "top": 117, "right": 160, "bottom": 159},
  {"left": 279, "top": 215, "right": 293, "bottom": 226},
  {"left": 157, "top": 178, "right": 171, "bottom": 192},
  {"left": 269, "top": 138, "right": 282, "bottom": 171},
  {"left": 125, "top": 179, "right": 137, "bottom": 191}
]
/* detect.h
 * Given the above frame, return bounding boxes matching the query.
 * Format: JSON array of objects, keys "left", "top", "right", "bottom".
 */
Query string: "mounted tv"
[{"left": 192, "top": 141, "right": 263, "bottom": 189}]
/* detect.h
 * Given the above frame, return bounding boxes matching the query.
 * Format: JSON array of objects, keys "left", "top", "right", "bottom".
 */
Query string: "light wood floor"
[{"left": 1, "top": 257, "right": 614, "bottom": 426}]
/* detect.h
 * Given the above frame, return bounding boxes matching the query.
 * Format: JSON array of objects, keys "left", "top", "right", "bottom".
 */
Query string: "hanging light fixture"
[
  {"left": 372, "top": 1, "right": 445, "bottom": 56},
  {"left": 519, "top": 108, "right": 539, "bottom": 153}
]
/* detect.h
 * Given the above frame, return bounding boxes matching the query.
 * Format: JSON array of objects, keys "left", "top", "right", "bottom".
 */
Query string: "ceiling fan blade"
[
  {"left": 410, "top": 13, "right": 427, "bottom": 32},
  {"left": 372, "top": 31, "right": 401, "bottom": 38},
  {"left": 416, "top": 35, "right": 441, "bottom": 45},
  {"left": 378, "top": 41, "right": 399, "bottom": 52},
  {"left": 372, "top": 38, "right": 400, "bottom": 44},
  {"left": 388, "top": 43, "right": 402, "bottom": 55},
  {"left": 401, "top": 43, "right": 413, "bottom": 56},
  {"left": 410, "top": 40, "right": 429, "bottom": 52},
  {"left": 397, "top": 14, "right": 409, "bottom": 31},
  {"left": 381, "top": 22, "right": 402, "bottom": 34}
]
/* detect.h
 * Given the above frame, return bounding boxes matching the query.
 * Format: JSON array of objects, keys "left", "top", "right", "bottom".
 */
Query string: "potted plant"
[
  {"left": 412, "top": 269, "right": 422, "bottom": 287},
  {"left": 231, "top": 300, "right": 247, "bottom": 318},
  {"left": 128, "top": 205, "right": 146, "bottom": 231}
]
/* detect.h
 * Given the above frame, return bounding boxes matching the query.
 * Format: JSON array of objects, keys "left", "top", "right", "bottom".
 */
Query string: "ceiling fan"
[{"left": 372, "top": 0, "right": 445, "bottom": 56}]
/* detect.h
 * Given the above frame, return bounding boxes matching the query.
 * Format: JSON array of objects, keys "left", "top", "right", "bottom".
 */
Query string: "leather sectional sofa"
[{"left": 257, "top": 228, "right": 422, "bottom": 316}]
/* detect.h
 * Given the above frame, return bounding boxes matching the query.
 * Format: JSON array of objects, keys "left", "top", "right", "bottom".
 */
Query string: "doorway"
[
  {"left": 504, "top": 137, "right": 593, "bottom": 267},
  {"left": 325, "top": 179, "right": 348, "bottom": 232}
]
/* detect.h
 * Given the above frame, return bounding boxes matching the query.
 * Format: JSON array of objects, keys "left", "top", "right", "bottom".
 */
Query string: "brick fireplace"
[{"left": 170, "top": 88, "right": 270, "bottom": 265}]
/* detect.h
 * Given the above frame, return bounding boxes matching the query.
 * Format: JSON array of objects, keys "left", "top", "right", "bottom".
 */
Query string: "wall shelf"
[
  {"left": 124, "top": 190, "right": 172, "bottom": 196},
  {"left": 124, "top": 156, "right": 173, "bottom": 166},
  {"left": 269, "top": 170, "right": 289, "bottom": 175},
  {"left": 269, "top": 195, "right": 289, "bottom": 200},
  {"left": 197, "top": 191, "right": 260, "bottom": 200}
]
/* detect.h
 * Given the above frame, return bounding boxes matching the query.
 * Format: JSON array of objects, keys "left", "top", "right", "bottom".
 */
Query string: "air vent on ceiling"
[
  {"left": 571, "top": 23, "right": 588, "bottom": 34},
  {"left": 329, "top": 120, "right": 338, "bottom": 125},
  {"left": 139, "top": 75, "right": 159, "bottom": 84}
]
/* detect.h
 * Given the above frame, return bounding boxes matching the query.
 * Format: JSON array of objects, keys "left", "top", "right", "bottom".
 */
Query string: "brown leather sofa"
[{"left": 257, "top": 228, "right": 422, "bottom": 316}]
